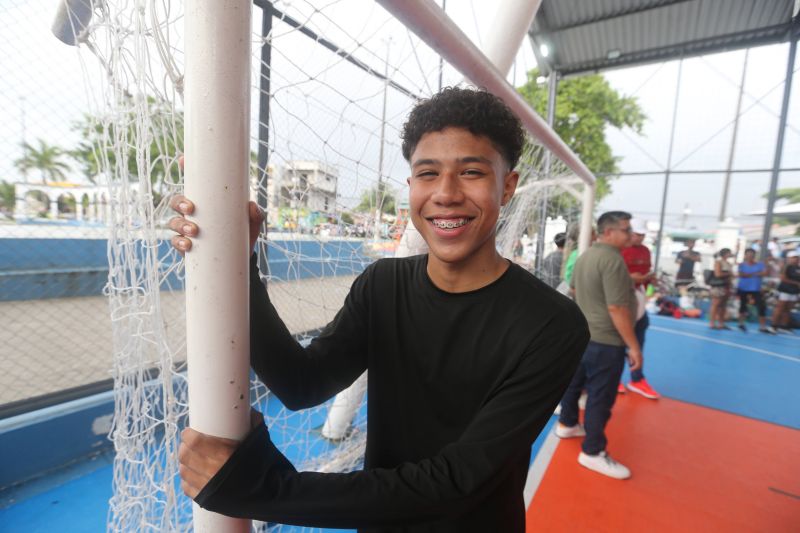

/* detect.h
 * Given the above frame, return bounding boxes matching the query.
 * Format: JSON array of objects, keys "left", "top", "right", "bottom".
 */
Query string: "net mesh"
[{"left": 68, "top": 1, "right": 583, "bottom": 531}]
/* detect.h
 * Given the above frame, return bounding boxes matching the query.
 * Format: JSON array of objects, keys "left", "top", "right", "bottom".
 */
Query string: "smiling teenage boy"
[{"left": 172, "top": 87, "right": 589, "bottom": 532}]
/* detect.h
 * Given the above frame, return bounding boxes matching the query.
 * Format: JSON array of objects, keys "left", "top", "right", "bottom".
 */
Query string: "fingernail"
[
  {"left": 183, "top": 225, "right": 192, "bottom": 234},
  {"left": 179, "top": 202, "right": 189, "bottom": 211}
]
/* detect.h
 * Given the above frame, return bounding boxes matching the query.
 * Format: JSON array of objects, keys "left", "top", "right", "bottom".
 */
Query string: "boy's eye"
[
  {"left": 416, "top": 170, "right": 437, "bottom": 179},
  {"left": 462, "top": 169, "right": 485, "bottom": 177}
]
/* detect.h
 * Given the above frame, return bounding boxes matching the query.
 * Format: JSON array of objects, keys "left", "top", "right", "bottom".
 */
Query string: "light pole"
[{"left": 374, "top": 37, "right": 391, "bottom": 241}]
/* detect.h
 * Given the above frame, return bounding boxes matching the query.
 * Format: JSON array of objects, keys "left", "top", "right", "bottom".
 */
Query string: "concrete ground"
[{"left": 0, "top": 275, "right": 355, "bottom": 405}]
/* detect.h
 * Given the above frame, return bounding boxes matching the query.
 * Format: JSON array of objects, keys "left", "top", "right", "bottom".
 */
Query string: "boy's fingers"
[
  {"left": 169, "top": 194, "right": 194, "bottom": 215},
  {"left": 171, "top": 235, "right": 191, "bottom": 253},
  {"left": 168, "top": 216, "right": 198, "bottom": 237}
]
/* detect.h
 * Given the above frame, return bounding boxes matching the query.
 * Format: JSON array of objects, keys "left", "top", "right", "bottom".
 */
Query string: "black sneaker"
[
  {"left": 738, "top": 324, "right": 747, "bottom": 332},
  {"left": 759, "top": 327, "right": 776, "bottom": 335}
]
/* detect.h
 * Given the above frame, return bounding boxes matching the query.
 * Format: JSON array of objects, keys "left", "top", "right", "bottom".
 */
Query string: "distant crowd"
[{"left": 531, "top": 211, "right": 798, "bottom": 480}]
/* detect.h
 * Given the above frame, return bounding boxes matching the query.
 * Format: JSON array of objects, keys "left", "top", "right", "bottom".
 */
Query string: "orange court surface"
[{"left": 526, "top": 394, "right": 800, "bottom": 533}]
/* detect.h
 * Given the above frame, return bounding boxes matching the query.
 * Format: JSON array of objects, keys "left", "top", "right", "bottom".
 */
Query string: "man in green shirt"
[{"left": 556, "top": 211, "right": 642, "bottom": 479}]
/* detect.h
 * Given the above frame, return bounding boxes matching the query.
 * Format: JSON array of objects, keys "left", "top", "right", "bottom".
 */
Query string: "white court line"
[
  {"left": 524, "top": 425, "right": 561, "bottom": 509},
  {"left": 650, "top": 325, "right": 800, "bottom": 364}
]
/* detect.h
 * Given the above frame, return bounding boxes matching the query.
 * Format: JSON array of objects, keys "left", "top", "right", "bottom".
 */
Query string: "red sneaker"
[
  {"left": 617, "top": 382, "right": 626, "bottom": 394},
  {"left": 627, "top": 379, "right": 660, "bottom": 399}
]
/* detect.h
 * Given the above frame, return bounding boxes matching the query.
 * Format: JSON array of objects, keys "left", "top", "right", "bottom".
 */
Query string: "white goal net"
[{"left": 60, "top": 1, "right": 585, "bottom": 530}]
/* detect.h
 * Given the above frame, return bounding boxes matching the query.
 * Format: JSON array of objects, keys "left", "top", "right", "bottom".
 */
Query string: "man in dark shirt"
[
  {"left": 540, "top": 232, "right": 566, "bottom": 288},
  {"left": 169, "top": 88, "right": 589, "bottom": 531},
  {"left": 675, "top": 239, "right": 701, "bottom": 294}
]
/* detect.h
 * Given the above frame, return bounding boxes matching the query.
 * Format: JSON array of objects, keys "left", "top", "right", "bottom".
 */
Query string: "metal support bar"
[
  {"left": 257, "top": 1, "right": 273, "bottom": 273},
  {"left": 760, "top": 36, "right": 797, "bottom": 261},
  {"left": 654, "top": 59, "right": 683, "bottom": 273},
  {"left": 253, "top": 0, "right": 420, "bottom": 100},
  {"left": 377, "top": 0, "right": 596, "bottom": 186},
  {"left": 719, "top": 49, "right": 748, "bottom": 222},
  {"left": 534, "top": 72, "right": 558, "bottom": 272}
]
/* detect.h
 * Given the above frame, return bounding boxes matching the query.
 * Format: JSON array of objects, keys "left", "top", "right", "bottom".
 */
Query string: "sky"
[{"left": 1, "top": 0, "right": 798, "bottom": 233}]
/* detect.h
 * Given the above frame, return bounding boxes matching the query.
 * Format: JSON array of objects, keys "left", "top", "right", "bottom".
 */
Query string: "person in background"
[
  {"left": 620, "top": 218, "right": 660, "bottom": 399},
  {"left": 540, "top": 232, "right": 566, "bottom": 288},
  {"left": 767, "top": 237, "right": 781, "bottom": 260},
  {"left": 556, "top": 211, "right": 642, "bottom": 480},
  {"left": 561, "top": 225, "right": 581, "bottom": 287},
  {"left": 709, "top": 248, "right": 734, "bottom": 330},
  {"left": 736, "top": 248, "right": 775, "bottom": 334},
  {"left": 675, "top": 239, "right": 701, "bottom": 295},
  {"left": 772, "top": 251, "right": 800, "bottom": 334}
]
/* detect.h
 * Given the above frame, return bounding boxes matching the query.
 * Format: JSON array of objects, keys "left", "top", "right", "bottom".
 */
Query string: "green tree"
[
  {"left": 71, "top": 96, "right": 182, "bottom": 196},
  {"left": 517, "top": 69, "right": 646, "bottom": 200},
  {"left": 355, "top": 183, "right": 396, "bottom": 215},
  {"left": 14, "top": 139, "right": 72, "bottom": 185},
  {"left": 764, "top": 188, "right": 800, "bottom": 204},
  {"left": 0, "top": 181, "right": 15, "bottom": 215}
]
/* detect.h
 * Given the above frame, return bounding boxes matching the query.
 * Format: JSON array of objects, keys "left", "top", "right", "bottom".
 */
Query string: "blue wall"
[{"left": 0, "top": 238, "right": 371, "bottom": 301}]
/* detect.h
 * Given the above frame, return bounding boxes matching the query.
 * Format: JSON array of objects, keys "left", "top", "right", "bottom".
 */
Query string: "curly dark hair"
[{"left": 401, "top": 87, "right": 525, "bottom": 169}]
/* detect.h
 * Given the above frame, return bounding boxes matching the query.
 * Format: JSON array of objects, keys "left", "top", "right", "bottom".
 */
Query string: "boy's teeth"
[{"left": 433, "top": 218, "right": 468, "bottom": 229}]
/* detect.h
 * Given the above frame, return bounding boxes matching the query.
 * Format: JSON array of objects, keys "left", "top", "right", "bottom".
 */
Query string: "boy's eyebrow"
[
  {"left": 411, "top": 158, "right": 439, "bottom": 168},
  {"left": 411, "top": 156, "right": 492, "bottom": 167}
]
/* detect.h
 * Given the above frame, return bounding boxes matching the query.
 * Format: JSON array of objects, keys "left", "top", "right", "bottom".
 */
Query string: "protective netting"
[{"left": 66, "top": 1, "right": 583, "bottom": 531}]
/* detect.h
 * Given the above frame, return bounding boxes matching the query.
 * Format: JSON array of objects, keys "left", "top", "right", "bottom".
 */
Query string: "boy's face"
[{"left": 407, "top": 127, "right": 518, "bottom": 266}]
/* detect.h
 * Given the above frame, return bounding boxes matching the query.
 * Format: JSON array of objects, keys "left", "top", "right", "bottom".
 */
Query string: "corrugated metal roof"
[{"left": 529, "top": 0, "right": 799, "bottom": 75}]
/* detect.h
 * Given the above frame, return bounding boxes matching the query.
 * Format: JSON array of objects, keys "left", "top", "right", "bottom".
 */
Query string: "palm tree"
[{"left": 14, "top": 139, "right": 72, "bottom": 184}]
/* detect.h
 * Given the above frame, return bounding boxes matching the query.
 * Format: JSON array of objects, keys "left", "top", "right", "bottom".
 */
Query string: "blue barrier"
[{"left": 0, "top": 238, "right": 372, "bottom": 302}]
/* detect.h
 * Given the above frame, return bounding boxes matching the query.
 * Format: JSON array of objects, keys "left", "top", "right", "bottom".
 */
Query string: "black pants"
[
  {"left": 559, "top": 341, "right": 626, "bottom": 455},
  {"left": 738, "top": 290, "right": 766, "bottom": 317}
]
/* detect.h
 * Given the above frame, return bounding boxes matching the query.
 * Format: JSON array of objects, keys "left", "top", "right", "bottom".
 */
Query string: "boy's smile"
[{"left": 408, "top": 127, "right": 518, "bottom": 291}]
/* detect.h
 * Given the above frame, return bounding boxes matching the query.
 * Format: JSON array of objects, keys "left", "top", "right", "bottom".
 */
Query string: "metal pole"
[
  {"left": 377, "top": 0, "right": 595, "bottom": 186},
  {"left": 375, "top": 38, "right": 390, "bottom": 241},
  {"left": 760, "top": 36, "right": 797, "bottom": 261},
  {"left": 438, "top": 0, "right": 446, "bottom": 90},
  {"left": 578, "top": 183, "right": 595, "bottom": 253},
  {"left": 719, "top": 49, "right": 748, "bottom": 222},
  {"left": 19, "top": 96, "right": 27, "bottom": 183},
  {"left": 257, "top": 2, "right": 273, "bottom": 274},
  {"left": 534, "top": 72, "right": 557, "bottom": 272},
  {"left": 184, "top": 1, "right": 252, "bottom": 531},
  {"left": 654, "top": 58, "right": 683, "bottom": 273}
]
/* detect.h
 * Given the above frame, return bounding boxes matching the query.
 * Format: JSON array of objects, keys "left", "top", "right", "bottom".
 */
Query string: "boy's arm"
[
  {"left": 191, "top": 310, "right": 589, "bottom": 529},
  {"left": 249, "top": 254, "right": 368, "bottom": 410}
]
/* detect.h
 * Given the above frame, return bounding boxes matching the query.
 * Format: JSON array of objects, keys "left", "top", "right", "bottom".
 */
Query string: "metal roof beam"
[
  {"left": 559, "top": 22, "right": 795, "bottom": 75},
  {"left": 537, "top": 0, "right": 694, "bottom": 33}
]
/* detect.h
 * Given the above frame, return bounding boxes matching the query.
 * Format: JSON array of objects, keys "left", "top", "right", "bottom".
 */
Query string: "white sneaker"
[
  {"left": 555, "top": 423, "right": 586, "bottom": 439},
  {"left": 578, "top": 451, "right": 631, "bottom": 479}
]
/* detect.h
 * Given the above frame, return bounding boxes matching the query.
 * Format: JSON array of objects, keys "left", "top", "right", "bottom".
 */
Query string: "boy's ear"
[{"left": 501, "top": 171, "right": 519, "bottom": 206}]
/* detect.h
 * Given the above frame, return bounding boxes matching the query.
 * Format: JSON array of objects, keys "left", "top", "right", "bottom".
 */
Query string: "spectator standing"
[
  {"left": 620, "top": 219, "right": 660, "bottom": 399},
  {"left": 768, "top": 237, "right": 781, "bottom": 259},
  {"left": 675, "top": 239, "right": 701, "bottom": 294},
  {"left": 772, "top": 251, "right": 800, "bottom": 333},
  {"left": 540, "top": 232, "right": 566, "bottom": 288},
  {"left": 556, "top": 211, "right": 642, "bottom": 479},
  {"left": 736, "top": 248, "right": 775, "bottom": 334},
  {"left": 709, "top": 248, "right": 734, "bottom": 330}
]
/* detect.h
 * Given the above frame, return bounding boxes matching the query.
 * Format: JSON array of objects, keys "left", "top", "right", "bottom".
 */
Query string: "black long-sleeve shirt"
[{"left": 195, "top": 254, "right": 588, "bottom": 532}]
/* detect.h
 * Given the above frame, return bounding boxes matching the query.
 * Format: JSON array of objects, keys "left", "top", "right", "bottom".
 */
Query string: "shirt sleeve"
[
  {"left": 601, "top": 256, "right": 632, "bottom": 307},
  {"left": 249, "top": 254, "right": 369, "bottom": 410},
  {"left": 194, "top": 307, "right": 589, "bottom": 529}
]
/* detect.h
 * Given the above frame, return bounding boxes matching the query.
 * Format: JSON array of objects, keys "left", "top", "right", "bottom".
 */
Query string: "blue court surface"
[{"left": 1, "top": 313, "right": 797, "bottom": 532}]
